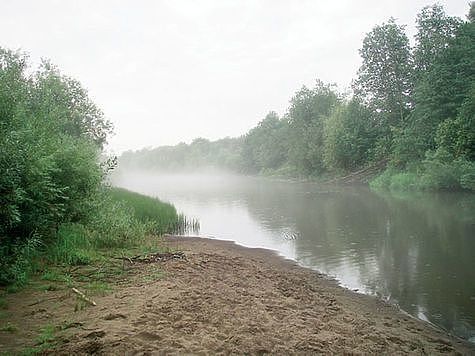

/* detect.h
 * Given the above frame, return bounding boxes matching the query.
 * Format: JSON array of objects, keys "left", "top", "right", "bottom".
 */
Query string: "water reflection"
[{"left": 112, "top": 171, "right": 475, "bottom": 341}]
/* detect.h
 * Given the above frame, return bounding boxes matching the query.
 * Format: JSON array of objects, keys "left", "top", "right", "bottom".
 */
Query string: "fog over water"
[{"left": 112, "top": 171, "right": 475, "bottom": 342}]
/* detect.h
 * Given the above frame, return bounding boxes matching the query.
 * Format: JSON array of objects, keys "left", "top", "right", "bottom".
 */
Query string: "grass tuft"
[
  {"left": 35, "top": 324, "right": 56, "bottom": 346},
  {"left": 0, "top": 297, "right": 7, "bottom": 310},
  {"left": 109, "top": 188, "right": 183, "bottom": 234},
  {"left": 0, "top": 322, "right": 18, "bottom": 333}
]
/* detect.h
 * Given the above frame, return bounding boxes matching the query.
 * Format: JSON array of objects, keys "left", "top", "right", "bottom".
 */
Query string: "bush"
[
  {"left": 0, "top": 236, "right": 41, "bottom": 286},
  {"left": 0, "top": 48, "right": 111, "bottom": 243},
  {"left": 460, "top": 172, "right": 475, "bottom": 190},
  {"left": 370, "top": 153, "right": 475, "bottom": 192},
  {"left": 0, "top": 47, "right": 188, "bottom": 287},
  {"left": 419, "top": 150, "right": 475, "bottom": 191},
  {"left": 86, "top": 194, "right": 148, "bottom": 248},
  {"left": 369, "top": 169, "right": 394, "bottom": 190},
  {"left": 389, "top": 172, "right": 421, "bottom": 191}
]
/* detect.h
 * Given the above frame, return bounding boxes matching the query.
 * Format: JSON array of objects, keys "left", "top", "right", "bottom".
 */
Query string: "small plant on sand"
[
  {"left": 35, "top": 324, "right": 56, "bottom": 346},
  {"left": 141, "top": 265, "right": 164, "bottom": 282},
  {"left": 0, "top": 297, "right": 7, "bottom": 309},
  {"left": 86, "top": 281, "right": 112, "bottom": 296},
  {"left": 21, "top": 324, "right": 59, "bottom": 355},
  {"left": 41, "top": 270, "right": 72, "bottom": 284},
  {"left": 0, "top": 322, "right": 18, "bottom": 333},
  {"left": 38, "top": 284, "right": 60, "bottom": 292}
]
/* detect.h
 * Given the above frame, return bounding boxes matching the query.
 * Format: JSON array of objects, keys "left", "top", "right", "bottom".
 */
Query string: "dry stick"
[
  {"left": 27, "top": 295, "right": 63, "bottom": 307},
  {"left": 72, "top": 287, "right": 97, "bottom": 306}
]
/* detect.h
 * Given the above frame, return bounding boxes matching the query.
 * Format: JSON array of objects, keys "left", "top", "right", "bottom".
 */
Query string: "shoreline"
[{"left": 1, "top": 235, "right": 474, "bottom": 354}]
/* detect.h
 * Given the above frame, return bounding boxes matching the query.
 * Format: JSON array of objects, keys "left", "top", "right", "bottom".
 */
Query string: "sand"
[{"left": 1, "top": 235, "right": 474, "bottom": 355}]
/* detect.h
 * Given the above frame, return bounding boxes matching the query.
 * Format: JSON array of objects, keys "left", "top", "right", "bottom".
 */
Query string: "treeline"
[
  {"left": 0, "top": 48, "right": 183, "bottom": 287},
  {"left": 120, "top": 3, "right": 475, "bottom": 191}
]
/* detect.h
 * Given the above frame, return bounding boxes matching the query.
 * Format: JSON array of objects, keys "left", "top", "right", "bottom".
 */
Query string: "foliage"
[
  {"left": 353, "top": 18, "right": 413, "bottom": 130},
  {"left": 0, "top": 48, "right": 111, "bottom": 243},
  {"left": 371, "top": 151, "right": 475, "bottom": 192},
  {"left": 413, "top": 4, "right": 462, "bottom": 76},
  {"left": 242, "top": 111, "right": 289, "bottom": 173},
  {"left": 401, "top": 17, "right": 474, "bottom": 162},
  {"left": 0, "top": 236, "right": 41, "bottom": 286},
  {"left": 323, "top": 98, "right": 378, "bottom": 172},
  {"left": 0, "top": 48, "right": 187, "bottom": 287},
  {"left": 287, "top": 81, "right": 340, "bottom": 176},
  {"left": 434, "top": 84, "right": 475, "bottom": 161}
]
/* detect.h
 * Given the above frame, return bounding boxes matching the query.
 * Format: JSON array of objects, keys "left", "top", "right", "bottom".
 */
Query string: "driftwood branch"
[
  {"left": 72, "top": 287, "right": 97, "bottom": 306},
  {"left": 112, "top": 251, "right": 186, "bottom": 264},
  {"left": 326, "top": 159, "right": 388, "bottom": 184}
]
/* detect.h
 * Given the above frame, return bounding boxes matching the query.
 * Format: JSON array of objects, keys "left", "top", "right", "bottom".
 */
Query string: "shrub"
[
  {"left": 388, "top": 172, "right": 421, "bottom": 191},
  {"left": 0, "top": 235, "right": 41, "bottom": 286},
  {"left": 370, "top": 153, "right": 475, "bottom": 192},
  {"left": 369, "top": 169, "right": 394, "bottom": 190}
]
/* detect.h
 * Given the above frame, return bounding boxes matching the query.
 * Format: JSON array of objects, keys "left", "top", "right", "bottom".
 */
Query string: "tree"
[
  {"left": 406, "top": 18, "right": 474, "bottom": 159},
  {"left": 413, "top": 4, "right": 462, "bottom": 77},
  {"left": 0, "top": 47, "right": 111, "bottom": 240},
  {"left": 354, "top": 19, "right": 413, "bottom": 130},
  {"left": 469, "top": 2, "right": 475, "bottom": 22},
  {"left": 435, "top": 83, "right": 475, "bottom": 160},
  {"left": 323, "top": 99, "right": 378, "bottom": 172},
  {"left": 287, "top": 81, "right": 339, "bottom": 175},
  {"left": 32, "top": 61, "right": 112, "bottom": 148},
  {"left": 242, "top": 111, "right": 289, "bottom": 172}
]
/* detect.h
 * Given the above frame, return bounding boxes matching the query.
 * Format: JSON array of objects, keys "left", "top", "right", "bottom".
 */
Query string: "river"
[{"left": 113, "top": 171, "right": 475, "bottom": 342}]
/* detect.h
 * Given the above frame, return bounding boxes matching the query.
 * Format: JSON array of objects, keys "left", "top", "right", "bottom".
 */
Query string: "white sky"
[{"left": 0, "top": 0, "right": 469, "bottom": 153}]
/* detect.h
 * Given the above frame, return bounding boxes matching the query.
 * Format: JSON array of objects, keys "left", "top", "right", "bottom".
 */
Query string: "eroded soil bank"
[{"left": 1, "top": 236, "right": 474, "bottom": 355}]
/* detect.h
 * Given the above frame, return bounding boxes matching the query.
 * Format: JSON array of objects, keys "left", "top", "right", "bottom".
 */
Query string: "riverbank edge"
[
  {"left": 1, "top": 234, "right": 474, "bottom": 354},
  {"left": 166, "top": 235, "right": 475, "bottom": 348}
]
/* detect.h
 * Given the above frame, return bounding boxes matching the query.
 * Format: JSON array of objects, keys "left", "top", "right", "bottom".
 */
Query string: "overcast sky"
[{"left": 1, "top": 0, "right": 470, "bottom": 153}]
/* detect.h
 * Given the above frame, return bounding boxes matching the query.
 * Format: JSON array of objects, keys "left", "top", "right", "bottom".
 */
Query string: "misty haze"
[{"left": 1, "top": 0, "right": 475, "bottom": 354}]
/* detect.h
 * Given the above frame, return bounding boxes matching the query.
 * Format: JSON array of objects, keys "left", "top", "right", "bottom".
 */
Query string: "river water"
[{"left": 113, "top": 171, "right": 475, "bottom": 342}]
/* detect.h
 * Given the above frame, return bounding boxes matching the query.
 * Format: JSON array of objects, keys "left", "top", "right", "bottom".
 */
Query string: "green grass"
[
  {"left": 45, "top": 224, "right": 96, "bottom": 266},
  {"left": 109, "top": 187, "right": 182, "bottom": 234},
  {"left": 0, "top": 186, "right": 198, "bottom": 297},
  {"left": 42, "top": 188, "right": 192, "bottom": 267}
]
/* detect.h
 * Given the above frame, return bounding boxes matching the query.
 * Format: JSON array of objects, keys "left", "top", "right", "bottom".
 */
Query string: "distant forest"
[{"left": 120, "top": 4, "right": 475, "bottom": 191}]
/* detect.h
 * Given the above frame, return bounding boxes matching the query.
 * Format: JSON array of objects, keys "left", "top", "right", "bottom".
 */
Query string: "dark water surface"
[{"left": 113, "top": 172, "right": 475, "bottom": 342}]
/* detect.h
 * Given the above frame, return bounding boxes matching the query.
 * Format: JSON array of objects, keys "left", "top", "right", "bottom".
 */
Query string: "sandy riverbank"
[{"left": 1, "top": 235, "right": 474, "bottom": 354}]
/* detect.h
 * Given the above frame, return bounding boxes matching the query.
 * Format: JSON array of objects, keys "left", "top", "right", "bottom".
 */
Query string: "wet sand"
[{"left": 1, "top": 235, "right": 474, "bottom": 354}]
